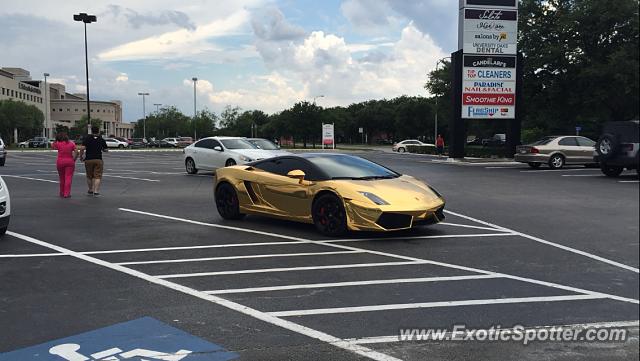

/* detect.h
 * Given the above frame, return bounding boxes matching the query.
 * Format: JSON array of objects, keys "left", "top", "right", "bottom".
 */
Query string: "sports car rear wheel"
[
  {"left": 215, "top": 183, "right": 245, "bottom": 220},
  {"left": 312, "top": 193, "right": 347, "bottom": 236}
]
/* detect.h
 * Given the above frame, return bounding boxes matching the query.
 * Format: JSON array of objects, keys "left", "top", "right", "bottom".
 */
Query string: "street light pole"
[
  {"left": 192, "top": 77, "right": 197, "bottom": 140},
  {"left": 312, "top": 95, "right": 325, "bottom": 104},
  {"left": 74, "top": 13, "right": 97, "bottom": 135},
  {"left": 138, "top": 92, "right": 149, "bottom": 139},
  {"left": 43, "top": 73, "right": 49, "bottom": 140},
  {"left": 433, "top": 56, "right": 451, "bottom": 143},
  {"left": 154, "top": 103, "right": 162, "bottom": 113}
]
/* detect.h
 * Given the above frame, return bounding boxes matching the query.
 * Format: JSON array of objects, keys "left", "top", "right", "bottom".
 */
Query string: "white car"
[
  {"left": 163, "top": 138, "right": 180, "bottom": 147},
  {"left": 247, "top": 138, "right": 292, "bottom": 157},
  {"left": 104, "top": 138, "right": 129, "bottom": 148},
  {"left": 392, "top": 139, "right": 434, "bottom": 153},
  {"left": 183, "top": 136, "right": 283, "bottom": 174},
  {"left": 0, "top": 137, "right": 6, "bottom": 166},
  {"left": 18, "top": 139, "right": 32, "bottom": 148},
  {"left": 0, "top": 176, "right": 10, "bottom": 236}
]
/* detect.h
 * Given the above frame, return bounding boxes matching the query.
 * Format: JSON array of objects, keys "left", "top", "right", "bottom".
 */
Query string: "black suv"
[
  {"left": 594, "top": 120, "right": 639, "bottom": 177},
  {"left": 28, "top": 137, "right": 49, "bottom": 148}
]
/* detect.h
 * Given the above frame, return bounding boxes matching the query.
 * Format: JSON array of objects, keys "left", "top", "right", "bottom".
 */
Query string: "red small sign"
[{"left": 462, "top": 93, "right": 514, "bottom": 106}]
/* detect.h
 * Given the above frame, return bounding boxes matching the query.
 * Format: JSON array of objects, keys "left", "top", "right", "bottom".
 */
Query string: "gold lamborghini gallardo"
[{"left": 214, "top": 153, "right": 445, "bottom": 236}]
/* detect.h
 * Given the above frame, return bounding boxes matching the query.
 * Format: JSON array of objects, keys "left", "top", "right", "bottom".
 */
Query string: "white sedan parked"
[
  {"left": 183, "top": 137, "right": 283, "bottom": 174},
  {"left": 0, "top": 176, "right": 11, "bottom": 236},
  {"left": 392, "top": 139, "right": 434, "bottom": 153},
  {"left": 104, "top": 138, "right": 129, "bottom": 148}
]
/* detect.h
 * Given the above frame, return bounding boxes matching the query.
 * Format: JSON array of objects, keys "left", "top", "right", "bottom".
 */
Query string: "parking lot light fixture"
[
  {"left": 192, "top": 77, "right": 198, "bottom": 140},
  {"left": 138, "top": 92, "right": 149, "bottom": 139},
  {"left": 43, "top": 73, "right": 50, "bottom": 141},
  {"left": 73, "top": 12, "right": 97, "bottom": 134}
]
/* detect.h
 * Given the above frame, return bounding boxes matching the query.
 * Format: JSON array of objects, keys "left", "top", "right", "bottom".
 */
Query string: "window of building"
[
  {"left": 1, "top": 88, "right": 4, "bottom": 95},
  {"left": 75, "top": 109, "right": 78, "bottom": 112},
  {"left": 67, "top": 108, "right": 70, "bottom": 112},
  {"left": 59, "top": 108, "right": 63, "bottom": 112},
  {"left": 91, "top": 109, "right": 94, "bottom": 112}
]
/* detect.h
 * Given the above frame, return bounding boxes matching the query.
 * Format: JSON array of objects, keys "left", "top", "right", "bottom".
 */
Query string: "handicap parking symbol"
[{"left": 0, "top": 317, "right": 238, "bottom": 361}]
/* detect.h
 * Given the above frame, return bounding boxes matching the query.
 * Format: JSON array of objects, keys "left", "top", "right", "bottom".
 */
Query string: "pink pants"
[{"left": 57, "top": 161, "right": 75, "bottom": 197}]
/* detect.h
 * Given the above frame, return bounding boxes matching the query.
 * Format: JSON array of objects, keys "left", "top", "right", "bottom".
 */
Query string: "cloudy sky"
[{"left": 0, "top": 0, "right": 457, "bottom": 122}]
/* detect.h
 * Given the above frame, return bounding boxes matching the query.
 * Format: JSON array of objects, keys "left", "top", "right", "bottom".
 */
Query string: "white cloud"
[
  {"left": 340, "top": 0, "right": 393, "bottom": 32},
  {"left": 98, "top": 10, "right": 250, "bottom": 61},
  {"left": 182, "top": 78, "right": 214, "bottom": 94},
  {"left": 116, "top": 73, "right": 129, "bottom": 82},
  {"left": 208, "top": 22, "right": 446, "bottom": 112}
]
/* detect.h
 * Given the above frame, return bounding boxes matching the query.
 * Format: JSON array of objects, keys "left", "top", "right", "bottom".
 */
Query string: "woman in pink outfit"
[{"left": 52, "top": 132, "right": 78, "bottom": 198}]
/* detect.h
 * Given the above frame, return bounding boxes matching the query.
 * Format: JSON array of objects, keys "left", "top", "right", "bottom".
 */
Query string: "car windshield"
[
  {"left": 530, "top": 136, "right": 556, "bottom": 145},
  {"left": 249, "top": 139, "right": 278, "bottom": 150},
  {"left": 220, "top": 139, "right": 258, "bottom": 149},
  {"left": 304, "top": 154, "right": 400, "bottom": 180}
]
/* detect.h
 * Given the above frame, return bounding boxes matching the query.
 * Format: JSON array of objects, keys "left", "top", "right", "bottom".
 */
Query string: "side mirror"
[
  {"left": 286, "top": 169, "right": 306, "bottom": 184},
  {"left": 213, "top": 146, "right": 223, "bottom": 151}
]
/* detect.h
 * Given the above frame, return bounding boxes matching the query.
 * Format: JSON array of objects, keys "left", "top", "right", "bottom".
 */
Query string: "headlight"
[
  {"left": 359, "top": 191, "right": 389, "bottom": 205},
  {"left": 239, "top": 155, "right": 253, "bottom": 162}
]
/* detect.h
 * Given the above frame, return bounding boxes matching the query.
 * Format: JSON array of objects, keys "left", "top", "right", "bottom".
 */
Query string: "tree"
[
  {"left": 0, "top": 99, "right": 44, "bottom": 142},
  {"left": 70, "top": 115, "right": 102, "bottom": 139}
]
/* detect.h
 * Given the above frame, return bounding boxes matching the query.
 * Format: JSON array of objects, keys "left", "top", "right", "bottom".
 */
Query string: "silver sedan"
[{"left": 515, "top": 136, "right": 597, "bottom": 169}]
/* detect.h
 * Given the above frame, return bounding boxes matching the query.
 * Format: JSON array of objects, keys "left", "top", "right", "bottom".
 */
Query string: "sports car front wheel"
[
  {"left": 312, "top": 193, "right": 347, "bottom": 236},
  {"left": 215, "top": 183, "right": 245, "bottom": 220}
]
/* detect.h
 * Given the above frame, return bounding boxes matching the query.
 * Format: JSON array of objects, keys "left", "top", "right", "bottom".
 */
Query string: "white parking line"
[
  {"left": 267, "top": 294, "right": 607, "bottom": 317},
  {"left": 119, "top": 208, "right": 639, "bottom": 305},
  {"left": 1, "top": 175, "right": 58, "bottom": 183},
  {"left": 155, "top": 261, "right": 428, "bottom": 279},
  {"left": 116, "top": 250, "right": 363, "bottom": 265},
  {"left": 619, "top": 180, "right": 639, "bottom": 183},
  {"left": 103, "top": 175, "right": 160, "bottom": 182},
  {"left": 444, "top": 210, "right": 640, "bottom": 273},
  {"left": 561, "top": 174, "right": 601, "bottom": 177},
  {"left": 326, "top": 233, "right": 516, "bottom": 243},
  {"left": 82, "top": 241, "right": 309, "bottom": 255},
  {"left": 520, "top": 168, "right": 599, "bottom": 173},
  {"left": 345, "top": 320, "right": 640, "bottom": 345},
  {"left": 7, "top": 231, "right": 400, "bottom": 361},
  {"left": 204, "top": 275, "right": 500, "bottom": 295},
  {"left": 0, "top": 253, "right": 66, "bottom": 258},
  {"left": 438, "top": 222, "right": 509, "bottom": 232}
]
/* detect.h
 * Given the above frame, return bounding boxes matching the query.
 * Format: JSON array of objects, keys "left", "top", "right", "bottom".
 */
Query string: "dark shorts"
[
  {"left": 85, "top": 159, "right": 104, "bottom": 179},
  {"left": 436, "top": 146, "right": 444, "bottom": 154}
]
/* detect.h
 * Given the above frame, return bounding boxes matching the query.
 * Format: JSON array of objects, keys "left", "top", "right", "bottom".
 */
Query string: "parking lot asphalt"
[{"left": 1, "top": 150, "right": 638, "bottom": 361}]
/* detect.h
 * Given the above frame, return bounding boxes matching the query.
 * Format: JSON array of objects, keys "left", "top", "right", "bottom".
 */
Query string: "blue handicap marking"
[{"left": 0, "top": 317, "right": 238, "bottom": 361}]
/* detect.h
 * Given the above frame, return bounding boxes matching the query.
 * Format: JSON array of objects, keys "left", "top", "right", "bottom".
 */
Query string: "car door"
[
  {"left": 576, "top": 137, "right": 596, "bottom": 163},
  {"left": 252, "top": 158, "right": 314, "bottom": 218},
  {"left": 557, "top": 137, "right": 581, "bottom": 163},
  {"left": 190, "top": 139, "right": 211, "bottom": 169},
  {"left": 202, "top": 139, "right": 226, "bottom": 169}
]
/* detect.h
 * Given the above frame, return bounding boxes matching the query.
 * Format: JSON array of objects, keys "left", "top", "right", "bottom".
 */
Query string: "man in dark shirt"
[{"left": 79, "top": 126, "right": 108, "bottom": 196}]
